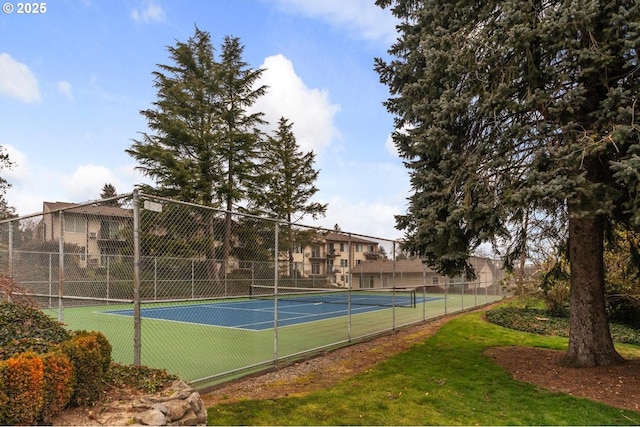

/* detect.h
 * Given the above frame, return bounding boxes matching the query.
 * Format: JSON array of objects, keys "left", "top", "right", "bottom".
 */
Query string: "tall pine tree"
[
  {"left": 249, "top": 117, "right": 327, "bottom": 275},
  {"left": 376, "top": 0, "right": 640, "bottom": 367},
  {"left": 127, "top": 27, "right": 266, "bottom": 268}
]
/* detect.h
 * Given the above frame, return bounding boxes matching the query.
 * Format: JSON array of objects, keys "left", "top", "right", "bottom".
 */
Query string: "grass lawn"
[{"left": 207, "top": 311, "right": 640, "bottom": 425}]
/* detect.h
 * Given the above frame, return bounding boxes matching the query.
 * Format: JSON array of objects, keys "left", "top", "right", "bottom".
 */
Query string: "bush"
[
  {"left": 0, "top": 352, "right": 45, "bottom": 425},
  {"left": 0, "top": 364, "right": 8, "bottom": 423},
  {"left": 61, "top": 331, "right": 112, "bottom": 406},
  {"left": 605, "top": 286, "right": 640, "bottom": 329},
  {"left": 486, "top": 303, "right": 640, "bottom": 346},
  {"left": 39, "top": 351, "right": 74, "bottom": 423},
  {"left": 0, "top": 302, "right": 70, "bottom": 359}
]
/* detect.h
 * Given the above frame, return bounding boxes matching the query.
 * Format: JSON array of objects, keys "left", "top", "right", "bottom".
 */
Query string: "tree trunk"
[{"left": 563, "top": 213, "right": 624, "bottom": 367}]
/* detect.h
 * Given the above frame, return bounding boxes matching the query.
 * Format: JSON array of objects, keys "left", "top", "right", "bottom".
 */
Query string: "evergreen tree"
[
  {"left": 127, "top": 27, "right": 266, "bottom": 268},
  {"left": 251, "top": 117, "right": 326, "bottom": 223},
  {"left": 0, "top": 146, "right": 15, "bottom": 219},
  {"left": 249, "top": 117, "right": 327, "bottom": 275},
  {"left": 375, "top": 0, "right": 640, "bottom": 367},
  {"left": 99, "top": 183, "right": 120, "bottom": 207}
]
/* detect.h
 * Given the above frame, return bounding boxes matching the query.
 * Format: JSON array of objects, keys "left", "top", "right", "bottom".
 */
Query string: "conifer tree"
[
  {"left": 249, "top": 117, "right": 327, "bottom": 275},
  {"left": 0, "top": 146, "right": 15, "bottom": 219},
  {"left": 127, "top": 27, "right": 266, "bottom": 268},
  {"left": 376, "top": 0, "right": 640, "bottom": 367},
  {"left": 99, "top": 183, "right": 120, "bottom": 207}
]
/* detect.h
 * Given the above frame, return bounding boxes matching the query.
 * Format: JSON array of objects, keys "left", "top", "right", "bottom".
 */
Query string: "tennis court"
[
  {"left": 104, "top": 287, "right": 432, "bottom": 331},
  {"left": 41, "top": 289, "right": 499, "bottom": 386}
]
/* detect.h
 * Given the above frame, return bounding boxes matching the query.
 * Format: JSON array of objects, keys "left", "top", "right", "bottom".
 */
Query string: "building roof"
[
  {"left": 322, "top": 231, "right": 378, "bottom": 244},
  {"left": 351, "top": 258, "right": 435, "bottom": 274},
  {"left": 43, "top": 201, "right": 132, "bottom": 218},
  {"left": 351, "top": 256, "right": 496, "bottom": 275}
]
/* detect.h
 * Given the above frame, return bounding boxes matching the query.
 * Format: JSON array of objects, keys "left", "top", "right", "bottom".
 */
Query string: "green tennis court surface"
[
  {"left": 104, "top": 290, "right": 428, "bottom": 330},
  {"left": 44, "top": 292, "right": 499, "bottom": 386}
]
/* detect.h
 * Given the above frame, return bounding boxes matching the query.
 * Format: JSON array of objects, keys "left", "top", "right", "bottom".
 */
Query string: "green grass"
[{"left": 207, "top": 312, "right": 640, "bottom": 426}]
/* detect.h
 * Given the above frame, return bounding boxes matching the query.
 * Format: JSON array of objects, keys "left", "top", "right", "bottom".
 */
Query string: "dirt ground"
[{"left": 52, "top": 313, "right": 640, "bottom": 425}]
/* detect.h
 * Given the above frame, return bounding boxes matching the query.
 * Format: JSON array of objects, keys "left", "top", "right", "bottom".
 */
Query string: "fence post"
[
  {"left": 347, "top": 233, "right": 352, "bottom": 342},
  {"left": 273, "top": 221, "right": 279, "bottom": 364},
  {"left": 392, "top": 240, "right": 396, "bottom": 330},
  {"left": 133, "top": 190, "right": 142, "bottom": 366},
  {"left": 58, "top": 211, "right": 64, "bottom": 322},
  {"left": 48, "top": 253, "right": 52, "bottom": 308},
  {"left": 7, "top": 220, "right": 13, "bottom": 279}
]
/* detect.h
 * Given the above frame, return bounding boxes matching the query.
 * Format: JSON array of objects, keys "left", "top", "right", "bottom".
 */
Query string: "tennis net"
[{"left": 249, "top": 285, "right": 416, "bottom": 308}]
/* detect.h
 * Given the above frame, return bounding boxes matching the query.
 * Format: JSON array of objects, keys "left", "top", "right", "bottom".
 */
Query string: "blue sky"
[{"left": 0, "top": 0, "right": 409, "bottom": 239}]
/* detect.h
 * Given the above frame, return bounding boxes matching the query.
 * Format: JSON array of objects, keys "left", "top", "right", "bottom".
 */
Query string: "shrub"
[
  {"left": 0, "top": 302, "right": 70, "bottom": 359},
  {"left": 0, "top": 352, "right": 45, "bottom": 425},
  {"left": 61, "top": 331, "right": 112, "bottom": 406},
  {"left": 0, "top": 364, "right": 8, "bottom": 423},
  {"left": 39, "top": 350, "right": 74, "bottom": 423}
]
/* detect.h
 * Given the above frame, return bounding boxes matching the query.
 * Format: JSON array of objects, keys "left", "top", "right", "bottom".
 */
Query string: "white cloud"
[
  {"left": 0, "top": 53, "right": 41, "bottom": 103},
  {"left": 131, "top": 0, "right": 166, "bottom": 23},
  {"left": 253, "top": 54, "right": 341, "bottom": 154},
  {"left": 314, "top": 195, "right": 403, "bottom": 240},
  {"left": 60, "top": 164, "right": 122, "bottom": 201},
  {"left": 57, "top": 80, "right": 74, "bottom": 101},
  {"left": 270, "top": 0, "right": 398, "bottom": 45}
]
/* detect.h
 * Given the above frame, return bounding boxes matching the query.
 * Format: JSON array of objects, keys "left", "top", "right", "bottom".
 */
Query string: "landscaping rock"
[{"left": 133, "top": 380, "right": 207, "bottom": 426}]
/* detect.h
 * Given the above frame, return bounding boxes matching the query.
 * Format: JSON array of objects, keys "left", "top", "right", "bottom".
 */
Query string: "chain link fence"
[{"left": 0, "top": 191, "right": 504, "bottom": 388}]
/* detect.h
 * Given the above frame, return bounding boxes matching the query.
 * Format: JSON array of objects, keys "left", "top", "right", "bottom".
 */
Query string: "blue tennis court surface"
[{"left": 104, "top": 297, "right": 441, "bottom": 331}]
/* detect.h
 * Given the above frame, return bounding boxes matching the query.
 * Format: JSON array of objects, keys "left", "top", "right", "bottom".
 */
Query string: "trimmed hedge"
[
  {"left": 40, "top": 350, "right": 74, "bottom": 423},
  {"left": 1, "top": 352, "right": 45, "bottom": 425},
  {"left": 0, "top": 303, "right": 175, "bottom": 424},
  {"left": 61, "top": 331, "right": 112, "bottom": 406}
]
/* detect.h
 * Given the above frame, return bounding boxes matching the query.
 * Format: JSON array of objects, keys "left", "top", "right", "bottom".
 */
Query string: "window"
[
  {"left": 340, "top": 243, "right": 345, "bottom": 252},
  {"left": 311, "top": 246, "right": 321, "bottom": 258},
  {"left": 64, "top": 215, "right": 86, "bottom": 233},
  {"left": 432, "top": 277, "right": 439, "bottom": 285},
  {"left": 293, "top": 244, "right": 303, "bottom": 253},
  {"left": 359, "top": 276, "right": 373, "bottom": 288},
  {"left": 311, "top": 263, "right": 321, "bottom": 275},
  {"left": 340, "top": 259, "right": 349, "bottom": 267},
  {"left": 101, "top": 220, "right": 120, "bottom": 239},
  {"left": 355, "top": 244, "right": 363, "bottom": 252}
]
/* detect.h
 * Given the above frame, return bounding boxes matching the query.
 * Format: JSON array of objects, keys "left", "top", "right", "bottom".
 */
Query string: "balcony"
[{"left": 364, "top": 251, "right": 379, "bottom": 260}]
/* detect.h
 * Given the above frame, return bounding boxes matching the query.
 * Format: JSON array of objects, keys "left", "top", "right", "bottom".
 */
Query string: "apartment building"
[
  {"left": 41, "top": 201, "right": 132, "bottom": 268},
  {"left": 288, "top": 232, "right": 380, "bottom": 287}
]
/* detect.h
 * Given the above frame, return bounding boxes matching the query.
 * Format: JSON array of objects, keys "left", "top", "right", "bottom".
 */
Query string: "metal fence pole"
[
  {"left": 347, "top": 233, "right": 352, "bottom": 341},
  {"left": 106, "top": 256, "right": 110, "bottom": 301},
  {"left": 444, "top": 280, "right": 448, "bottom": 315},
  {"left": 392, "top": 240, "right": 396, "bottom": 329},
  {"left": 273, "top": 221, "right": 279, "bottom": 364},
  {"left": 8, "top": 220, "right": 13, "bottom": 279},
  {"left": 133, "top": 190, "right": 142, "bottom": 366},
  {"left": 58, "top": 212, "right": 64, "bottom": 322},
  {"left": 48, "top": 253, "right": 52, "bottom": 308}
]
